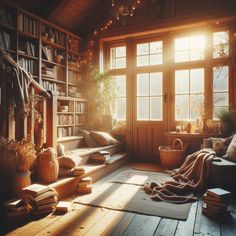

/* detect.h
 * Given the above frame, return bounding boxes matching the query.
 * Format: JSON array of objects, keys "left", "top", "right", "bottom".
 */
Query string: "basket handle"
[{"left": 172, "top": 138, "right": 184, "bottom": 150}]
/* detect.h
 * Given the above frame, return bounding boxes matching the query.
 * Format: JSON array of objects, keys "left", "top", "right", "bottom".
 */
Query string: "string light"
[{"left": 81, "top": 0, "right": 144, "bottom": 65}]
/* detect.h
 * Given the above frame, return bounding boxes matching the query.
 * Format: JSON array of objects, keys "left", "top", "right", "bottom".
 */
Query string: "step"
[
  {"left": 50, "top": 151, "right": 130, "bottom": 200},
  {"left": 68, "top": 143, "right": 125, "bottom": 165}
]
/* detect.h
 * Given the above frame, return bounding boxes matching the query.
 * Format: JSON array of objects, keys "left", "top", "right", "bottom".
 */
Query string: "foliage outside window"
[
  {"left": 137, "top": 72, "right": 163, "bottom": 121},
  {"left": 136, "top": 41, "right": 163, "bottom": 66},
  {"left": 213, "top": 31, "right": 229, "bottom": 58}
]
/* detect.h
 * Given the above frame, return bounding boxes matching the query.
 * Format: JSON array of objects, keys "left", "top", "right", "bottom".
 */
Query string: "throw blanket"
[{"left": 144, "top": 149, "right": 215, "bottom": 203}]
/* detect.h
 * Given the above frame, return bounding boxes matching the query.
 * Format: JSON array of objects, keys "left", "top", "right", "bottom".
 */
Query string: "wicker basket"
[{"left": 159, "top": 139, "right": 187, "bottom": 169}]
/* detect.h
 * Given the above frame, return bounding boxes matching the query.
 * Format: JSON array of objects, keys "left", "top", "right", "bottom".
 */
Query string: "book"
[
  {"left": 79, "top": 177, "right": 92, "bottom": 183},
  {"left": 207, "top": 188, "right": 232, "bottom": 202},
  {"left": 22, "top": 184, "right": 50, "bottom": 197},
  {"left": 73, "top": 166, "right": 85, "bottom": 176},
  {"left": 78, "top": 183, "right": 92, "bottom": 190},
  {"left": 55, "top": 201, "right": 71, "bottom": 213},
  {"left": 76, "top": 188, "right": 92, "bottom": 194},
  {"left": 4, "top": 199, "right": 24, "bottom": 209},
  {"left": 90, "top": 151, "right": 110, "bottom": 163},
  {"left": 33, "top": 188, "right": 58, "bottom": 202}
]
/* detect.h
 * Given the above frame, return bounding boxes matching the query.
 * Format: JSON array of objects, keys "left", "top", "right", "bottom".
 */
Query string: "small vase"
[{"left": 12, "top": 171, "right": 31, "bottom": 198}]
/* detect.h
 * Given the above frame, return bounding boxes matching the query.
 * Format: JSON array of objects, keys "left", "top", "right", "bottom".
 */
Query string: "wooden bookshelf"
[{"left": 0, "top": 1, "right": 85, "bottom": 148}]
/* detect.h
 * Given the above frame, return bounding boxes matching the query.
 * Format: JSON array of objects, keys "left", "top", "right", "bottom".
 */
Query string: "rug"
[
  {"left": 74, "top": 170, "right": 192, "bottom": 220},
  {"left": 131, "top": 162, "right": 165, "bottom": 173}
]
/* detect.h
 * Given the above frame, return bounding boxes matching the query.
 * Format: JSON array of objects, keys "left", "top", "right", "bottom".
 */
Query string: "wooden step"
[
  {"left": 68, "top": 143, "right": 125, "bottom": 165},
  {"left": 50, "top": 152, "right": 130, "bottom": 200}
]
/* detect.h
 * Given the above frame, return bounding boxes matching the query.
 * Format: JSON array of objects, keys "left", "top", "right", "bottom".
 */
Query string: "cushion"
[
  {"left": 79, "top": 128, "right": 98, "bottom": 147},
  {"left": 58, "top": 154, "right": 82, "bottom": 168},
  {"left": 90, "top": 131, "right": 120, "bottom": 146},
  {"left": 211, "top": 137, "right": 232, "bottom": 157},
  {"left": 225, "top": 134, "right": 236, "bottom": 162}
]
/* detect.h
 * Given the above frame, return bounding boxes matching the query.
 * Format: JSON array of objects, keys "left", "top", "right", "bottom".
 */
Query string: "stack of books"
[
  {"left": 73, "top": 166, "right": 85, "bottom": 176},
  {"left": 22, "top": 184, "right": 58, "bottom": 216},
  {"left": 90, "top": 151, "right": 111, "bottom": 164},
  {"left": 4, "top": 199, "right": 30, "bottom": 221},
  {"left": 55, "top": 201, "right": 71, "bottom": 214},
  {"left": 202, "top": 188, "right": 232, "bottom": 219},
  {"left": 77, "top": 177, "right": 92, "bottom": 194}
]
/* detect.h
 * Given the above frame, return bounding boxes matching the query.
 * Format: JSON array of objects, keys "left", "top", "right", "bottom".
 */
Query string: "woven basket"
[
  {"left": 159, "top": 139, "right": 187, "bottom": 169},
  {"left": 36, "top": 148, "right": 59, "bottom": 184}
]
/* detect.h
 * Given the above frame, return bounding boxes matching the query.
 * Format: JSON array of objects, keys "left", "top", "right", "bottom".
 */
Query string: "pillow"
[
  {"left": 211, "top": 137, "right": 232, "bottom": 157},
  {"left": 79, "top": 128, "right": 98, "bottom": 147},
  {"left": 58, "top": 154, "right": 81, "bottom": 168},
  {"left": 90, "top": 131, "right": 120, "bottom": 146},
  {"left": 225, "top": 134, "right": 236, "bottom": 162}
]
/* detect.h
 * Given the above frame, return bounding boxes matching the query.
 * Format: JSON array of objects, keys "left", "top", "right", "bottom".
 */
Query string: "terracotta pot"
[
  {"left": 220, "top": 121, "right": 232, "bottom": 135},
  {"left": 12, "top": 171, "right": 31, "bottom": 198}
]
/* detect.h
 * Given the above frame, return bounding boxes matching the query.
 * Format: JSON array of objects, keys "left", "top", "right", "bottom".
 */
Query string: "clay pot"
[{"left": 12, "top": 171, "right": 31, "bottom": 198}]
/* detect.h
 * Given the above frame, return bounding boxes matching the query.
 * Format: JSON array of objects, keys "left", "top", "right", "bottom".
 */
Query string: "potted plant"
[
  {"left": 215, "top": 107, "right": 235, "bottom": 134},
  {"left": 0, "top": 137, "right": 36, "bottom": 197}
]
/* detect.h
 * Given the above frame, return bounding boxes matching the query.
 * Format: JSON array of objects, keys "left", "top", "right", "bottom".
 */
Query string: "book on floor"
[
  {"left": 22, "top": 183, "right": 50, "bottom": 197},
  {"left": 55, "top": 201, "right": 71, "bottom": 213},
  {"left": 207, "top": 188, "right": 232, "bottom": 202}
]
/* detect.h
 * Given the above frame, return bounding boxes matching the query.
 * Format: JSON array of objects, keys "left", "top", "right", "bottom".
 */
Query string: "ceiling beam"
[{"left": 37, "top": 0, "right": 71, "bottom": 18}]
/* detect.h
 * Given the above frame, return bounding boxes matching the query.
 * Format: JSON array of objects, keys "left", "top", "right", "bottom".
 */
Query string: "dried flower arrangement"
[{"left": 0, "top": 137, "right": 36, "bottom": 173}]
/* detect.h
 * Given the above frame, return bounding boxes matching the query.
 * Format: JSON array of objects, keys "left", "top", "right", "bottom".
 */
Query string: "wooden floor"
[{"left": 1, "top": 164, "right": 236, "bottom": 236}]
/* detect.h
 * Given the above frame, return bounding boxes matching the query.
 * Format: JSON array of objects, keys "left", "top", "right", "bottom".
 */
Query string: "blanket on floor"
[{"left": 144, "top": 149, "right": 215, "bottom": 203}]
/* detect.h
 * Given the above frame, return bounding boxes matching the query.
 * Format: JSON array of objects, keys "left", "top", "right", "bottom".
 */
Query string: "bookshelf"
[{"left": 0, "top": 1, "right": 86, "bottom": 148}]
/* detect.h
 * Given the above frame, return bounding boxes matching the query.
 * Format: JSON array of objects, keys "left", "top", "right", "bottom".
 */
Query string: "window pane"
[
  {"left": 137, "top": 55, "right": 149, "bottom": 66},
  {"left": 137, "top": 97, "right": 149, "bottom": 120},
  {"left": 116, "top": 46, "right": 126, "bottom": 57},
  {"left": 175, "top": 51, "right": 189, "bottom": 62},
  {"left": 150, "top": 97, "right": 162, "bottom": 120},
  {"left": 116, "top": 98, "right": 126, "bottom": 120},
  {"left": 190, "top": 36, "right": 205, "bottom": 49},
  {"left": 175, "top": 38, "right": 189, "bottom": 50},
  {"left": 213, "top": 93, "right": 228, "bottom": 106},
  {"left": 175, "top": 70, "right": 189, "bottom": 94},
  {"left": 190, "top": 94, "right": 204, "bottom": 120},
  {"left": 150, "top": 54, "right": 162, "bottom": 65},
  {"left": 137, "top": 43, "right": 149, "bottom": 55},
  {"left": 137, "top": 74, "right": 149, "bottom": 96},
  {"left": 213, "top": 66, "right": 228, "bottom": 92},
  {"left": 150, "top": 41, "right": 162, "bottom": 54},
  {"left": 213, "top": 31, "right": 229, "bottom": 58},
  {"left": 190, "top": 68, "right": 204, "bottom": 93},
  {"left": 150, "top": 72, "right": 162, "bottom": 96},
  {"left": 115, "top": 75, "right": 126, "bottom": 97},
  {"left": 175, "top": 95, "right": 189, "bottom": 120},
  {"left": 190, "top": 48, "right": 204, "bottom": 61},
  {"left": 110, "top": 48, "right": 116, "bottom": 69},
  {"left": 116, "top": 57, "right": 126, "bottom": 68}
]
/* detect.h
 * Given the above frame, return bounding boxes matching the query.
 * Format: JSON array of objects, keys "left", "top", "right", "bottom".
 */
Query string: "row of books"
[
  {"left": 0, "top": 30, "right": 11, "bottom": 50},
  {"left": 18, "top": 58, "right": 37, "bottom": 75},
  {"left": 68, "top": 36, "right": 80, "bottom": 52},
  {"left": 0, "top": 6, "right": 14, "bottom": 27},
  {"left": 41, "top": 80, "right": 63, "bottom": 94},
  {"left": 41, "top": 25, "right": 66, "bottom": 46},
  {"left": 57, "top": 114, "right": 73, "bottom": 125},
  {"left": 42, "top": 65, "right": 54, "bottom": 76},
  {"left": 75, "top": 114, "right": 86, "bottom": 124},
  {"left": 202, "top": 188, "right": 231, "bottom": 219},
  {"left": 68, "top": 70, "right": 81, "bottom": 84},
  {"left": 18, "top": 13, "right": 38, "bottom": 36},
  {"left": 42, "top": 45, "right": 64, "bottom": 64},
  {"left": 75, "top": 102, "right": 86, "bottom": 113},
  {"left": 19, "top": 40, "right": 36, "bottom": 57},
  {"left": 68, "top": 86, "right": 81, "bottom": 98},
  {"left": 68, "top": 54, "right": 80, "bottom": 68},
  {"left": 57, "top": 126, "right": 73, "bottom": 138}
]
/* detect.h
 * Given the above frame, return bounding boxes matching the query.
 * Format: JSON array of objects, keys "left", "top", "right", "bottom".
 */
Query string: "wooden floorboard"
[{"left": 2, "top": 164, "right": 236, "bottom": 236}]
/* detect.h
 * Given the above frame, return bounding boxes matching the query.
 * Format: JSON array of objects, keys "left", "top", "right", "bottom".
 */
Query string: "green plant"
[
  {"left": 86, "top": 66, "right": 115, "bottom": 117},
  {"left": 215, "top": 107, "right": 235, "bottom": 123}
]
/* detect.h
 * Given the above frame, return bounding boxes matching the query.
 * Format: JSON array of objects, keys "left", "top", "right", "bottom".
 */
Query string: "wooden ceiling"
[{"left": 8, "top": 0, "right": 111, "bottom": 37}]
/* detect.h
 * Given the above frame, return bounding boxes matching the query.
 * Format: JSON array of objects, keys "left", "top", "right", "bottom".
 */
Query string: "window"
[
  {"left": 136, "top": 41, "right": 163, "bottom": 66},
  {"left": 113, "top": 75, "right": 126, "bottom": 120},
  {"left": 137, "top": 72, "right": 163, "bottom": 120},
  {"left": 213, "top": 31, "right": 229, "bottom": 59},
  {"left": 175, "top": 35, "right": 205, "bottom": 62},
  {"left": 213, "top": 66, "right": 229, "bottom": 119},
  {"left": 110, "top": 46, "right": 126, "bottom": 69},
  {"left": 175, "top": 68, "right": 204, "bottom": 121}
]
